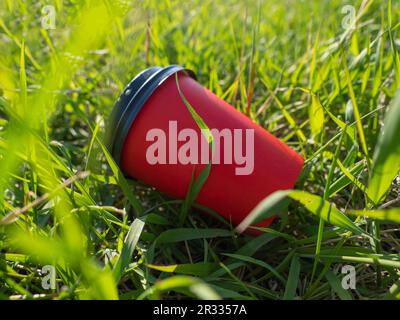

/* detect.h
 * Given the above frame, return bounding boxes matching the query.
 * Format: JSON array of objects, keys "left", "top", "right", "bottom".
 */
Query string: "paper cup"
[{"left": 107, "top": 65, "right": 303, "bottom": 232}]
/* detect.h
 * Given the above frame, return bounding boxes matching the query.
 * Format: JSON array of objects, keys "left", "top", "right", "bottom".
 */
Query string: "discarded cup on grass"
[{"left": 107, "top": 65, "right": 304, "bottom": 233}]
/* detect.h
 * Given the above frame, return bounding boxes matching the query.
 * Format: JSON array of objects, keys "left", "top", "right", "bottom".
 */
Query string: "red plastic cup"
[{"left": 107, "top": 65, "right": 303, "bottom": 232}]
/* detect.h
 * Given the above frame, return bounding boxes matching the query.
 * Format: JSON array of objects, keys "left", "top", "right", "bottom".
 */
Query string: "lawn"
[{"left": 0, "top": 0, "right": 400, "bottom": 300}]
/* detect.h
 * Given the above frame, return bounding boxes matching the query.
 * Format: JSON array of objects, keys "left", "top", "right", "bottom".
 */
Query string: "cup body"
[{"left": 109, "top": 66, "right": 304, "bottom": 231}]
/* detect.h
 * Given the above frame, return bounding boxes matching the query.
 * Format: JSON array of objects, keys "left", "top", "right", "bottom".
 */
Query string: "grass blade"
[
  {"left": 113, "top": 218, "right": 145, "bottom": 282},
  {"left": 288, "top": 190, "right": 367, "bottom": 236},
  {"left": 283, "top": 255, "right": 300, "bottom": 300},
  {"left": 175, "top": 73, "right": 213, "bottom": 225},
  {"left": 223, "top": 253, "right": 286, "bottom": 284},
  {"left": 368, "top": 91, "right": 400, "bottom": 205},
  {"left": 385, "top": 279, "right": 400, "bottom": 300},
  {"left": 137, "top": 275, "right": 221, "bottom": 300},
  {"left": 235, "top": 190, "right": 290, "bottom": 233},
  {"left": 325, "top": 270, "right": 353, "bottom": 300},
  {"left": 146, "top": 262, "right": 217, "bottom": 277},
  {"left": 97, "top": 136, "right": 144, "bottom": 215},
  {"left": 157, "top": 228, "right": 232, "bottom": 243},
  {"left": 348, "top": 208, "right": 400, "bottom": 224},
  {"left": 309, "top": 94, "right": 325, "bottom": 138},
  {"left": 344, "top": 62, "right": 369, "bottom": 161}
]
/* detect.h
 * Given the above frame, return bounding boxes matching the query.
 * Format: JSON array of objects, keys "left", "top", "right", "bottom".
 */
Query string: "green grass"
[{"left": 0, "top": 0, "right": 400, "bottom": 300}]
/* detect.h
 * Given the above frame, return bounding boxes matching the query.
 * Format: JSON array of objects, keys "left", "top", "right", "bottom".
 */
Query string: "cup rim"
[{"left": 106, "top": 65, "right": 196, "bottom": 166}]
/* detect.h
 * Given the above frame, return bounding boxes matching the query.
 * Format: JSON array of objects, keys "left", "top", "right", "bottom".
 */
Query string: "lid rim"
[{"left": 107, "top": 65, "right": 196, "bottom": 166}]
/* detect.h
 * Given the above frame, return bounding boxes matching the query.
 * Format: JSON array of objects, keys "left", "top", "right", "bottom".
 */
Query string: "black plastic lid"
[{"left": 107, "top": 65, "right": 196, "bottom": 166}]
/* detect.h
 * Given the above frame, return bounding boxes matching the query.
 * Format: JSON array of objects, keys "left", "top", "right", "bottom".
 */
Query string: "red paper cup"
[{"left": 107, "top": 65, "right": 303, "bottom": 232}]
